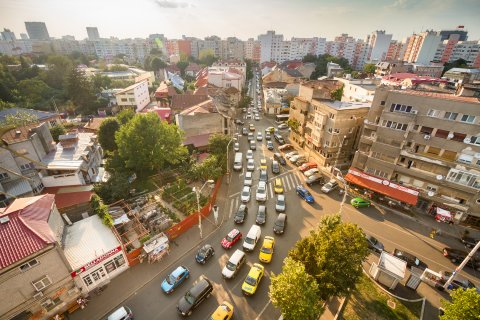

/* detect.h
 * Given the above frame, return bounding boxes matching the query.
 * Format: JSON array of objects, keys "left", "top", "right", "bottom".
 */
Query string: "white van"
[
  {"left": 233, "top": 152, "right": 243, "bottom": 171},
  {"left": 222, "top": 249, "right": 246, "bottom": 279},
  {"left": 243, "top": 225, "right": 261, "bottom": 252}
]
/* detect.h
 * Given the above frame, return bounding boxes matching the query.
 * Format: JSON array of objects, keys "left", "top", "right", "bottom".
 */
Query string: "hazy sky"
[{"left": 2, "top": 0, "right": 479, "bottom": 41}]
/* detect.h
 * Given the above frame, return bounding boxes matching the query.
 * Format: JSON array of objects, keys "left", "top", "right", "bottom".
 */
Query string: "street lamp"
[{"left": 193, "top": 179, "right": 215, "bottom": 239}]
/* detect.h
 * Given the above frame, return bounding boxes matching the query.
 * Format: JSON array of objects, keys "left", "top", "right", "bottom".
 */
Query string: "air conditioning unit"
[
  {"left": 411, "top": 110, "right": 418, "bottom": 114},
  {"left": 33, "top": 292, "right": 44, "bottom": 300},
  {"left": 424, "top": 135, "right": 431, "bottom": 140}
]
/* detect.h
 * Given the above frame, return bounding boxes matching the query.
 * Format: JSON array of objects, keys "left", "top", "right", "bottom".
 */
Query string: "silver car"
[
  {"left": 275, "top": 194, "right": 286, "bottom": 212},
  {"left": 241, "top": 186, "right": 251, "bottom": 203},
  {"left": 234, "top": 142, "right": 240, "bottom": 152},
  {"left": 247, "top": 159, "right": 255, "bottom": 171},
  {"left": 246, "top": 150, "right": 254, "bottom": 160},
  {"left": 244, "top": 171, "right": 253, "bottom": 186},
  {"left": 256, "top": 132, "right": 263, "bottom": 141},
  {"left": 256, "top": 181, "right": 267, "bottom": 202}
]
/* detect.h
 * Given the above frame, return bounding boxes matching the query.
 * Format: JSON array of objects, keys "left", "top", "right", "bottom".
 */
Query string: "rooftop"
[
  {"left": 171, "top": 94, "right": 210, "bottom": 110},
  {"left": 83, "top": 117, "right": 108, "bottom": 131},
  {"left": 42, "top": 132, "right": 97, "bottom": 170},
  {"left": 115, "top": 80, "right": 148, "bottom": 95},
  {"left": 313, "top": 99, "right": 372, "bottom": 110},
  {"left": 2, "top": 122, "right": 45, "bottom": 144},
  {"left": 0, "top": 108, "right": 59, "bottom": 124},
  {"left": 390, "top": 88, "right": 480, "bottom": 104}
]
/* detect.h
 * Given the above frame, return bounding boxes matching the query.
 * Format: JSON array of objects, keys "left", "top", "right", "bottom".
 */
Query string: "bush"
[{"left": 90, "top": 194, "right": 113, "bottom": 227}]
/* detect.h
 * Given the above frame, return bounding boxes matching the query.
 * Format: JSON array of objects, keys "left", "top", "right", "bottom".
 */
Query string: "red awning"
[{"left": 345, "top": 168, "right": 419, "bottom": 205}]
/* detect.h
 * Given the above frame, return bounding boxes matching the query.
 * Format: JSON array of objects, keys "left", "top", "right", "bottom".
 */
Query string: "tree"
[
  {"left": 150, "top": 57, "right": 167, "bottom": 71},
  {"left": 50, "top": 124, "right": 66, "bottom": 142},
  {"left": 115, "top": 113, "right": 188, "bottom": 176},
  {"left": 442, "top": 58, "right": 469, "bottom": 76},
  {"left": 17, "top": 78, "right": 53, "bottom": 106},
  {"left": 93, "top": 171, "right": 132, "bottom": 204},
  {"left": 98, "top": 118, "right": 120, "bottom": 151},
  {"left": 330, "top": 85, "right": 344, "bottom": 101},
  {"left": 287, "top": 118, "right": 300, "bottom": 133},
  {"left": 302, "top": 54, "right": 318, "bottom": 63},
  {"left": 363, "top": 63, "right": 376, "bottom": 75},
  {"left": 207, "top": 133, "right": 231, "bottom": 172},
  {"left": 198, "top": 49, "right": 218, "bottom": 66},
  {"left": 42, "top": 55, "right": 73, "bottom": 89},
  {"left": 289, "top": 214, "right": 368, "bottom": 300},
  {"left": 238, "top": 95, "right": 252, "bottom": 109},
  {"left": 116, "top": 109, "right": 135, "bottom": 125},
  {"left": 191, "top": 155, "right": 223, "bottom": 181},
  {"left": 4, "top": 111, "right": 38, "bottom": 126},
  {"left": 176, "top": 61, "right": 189, "bottom": 76},
  {"left": 64, "top": 66, "right": 97, "bottom": 114},
  {"left": 270, "top": 257, "right": 323, "bottom": 320},
  {"left": 440, "top": 288, "right": 480, "bottom": 320},
  {"left": 91, "top": 74, "right": 112, "bottom": 93}
]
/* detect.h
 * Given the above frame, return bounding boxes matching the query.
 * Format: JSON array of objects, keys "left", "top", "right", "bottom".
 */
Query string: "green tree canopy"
[
  {"left": 17, "top": 78, "right": 54, "bottom": 106},
  {"left": 289, "top": 214, "right": 369, "bottom": 300},
  {"left": 330, "top": 85, "right": 344, "bottom": 101},
  {"left": 287, "top": 118, "right": 300, "bottom": 132},
  {"left": 151, "top": 57, "right": 167, "bottom": 71},
  {"left": 176, "top": 61, "right": 189, "bottom": 76},
  {"left": 440, "top": 288, "right": 480, "bottom": 320},
  {"left": 98, "top": 118, "right": 120, "bottom": 152},
  {"left": 91, "top": 74, "right": 112, "bottom": 93},
  {"left": 191, "top": 155, "right": 223, "bottom": 181},
  {"left": 116, "top": 109, "right": 135, "bottom": 125},
  {"left": 3, "top": 110, "right": 38, "bottom": 126},
  {"left": 115, "top": 113, "right": 188, "bottom": 176},
  {"left": 49, "top": 124, "right": 66, "bottom": 142},
  {"left": 42, "top": 55, "right": 73, "bottom": 89},
  {"left": 270, "top": 257, "right": 323, "bottom": 320},
  {"left": 442, "top": 58, "right": 469, "bottom": 76},
  {"left": 64, "top": 66, "right": 97, "bottom": 114},
  {"left": 363, "top": 63, "right": 376, "bottom": 75}
]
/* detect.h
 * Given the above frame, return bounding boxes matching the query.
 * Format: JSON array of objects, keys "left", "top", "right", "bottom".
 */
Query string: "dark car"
[
  {"left": 435, "top": 271, "right": 479, "bottom": 292},
  {"left": 393, "top": 249, "right": 428, "bottom": 270},
  {"left": 306, "top": 174, "right": 324, "bottom": 186},
  {"left": 242, "top": 127, "right": 248, "bottom": 135},
  {"left": 259, "top": 170, "right": 268, "bottom": 183},
  {"left": 296, "top": 185, "right": 314, "bottom": 204},
  {"left": 365, "top": 235, "right": 384, "bottom": 253},
  {"left": 266, "top": 141, "right": 274, "bottom": 150},
  {"left": 234, "top": 204, "right": 248, "bottom": 224},
  {"left": 461, "top": 236, "right": 479, "bottom": 248},
  {"left": 273, "top": 214, "right": 287, "bottom": 234},
  {"left": 442, "top": 247, "right": 480, "bottom": 270},
  {"left": 273, "top": 153, "right": 286, "bottom": 165},
  {"left": 274, "top": 134, "right": 285, "bottom": 144},
  {"left": 256, "top": 205, "right": 267, "bottom": 225},
  {"left": 271, "top": 161, "right": 280, "bottom": 174},
  {"left": 195, "top": 244, "right": 215, "bottom": 264},
  {"left": 177, "top": 278, "right": 213, "bottom": 316}
]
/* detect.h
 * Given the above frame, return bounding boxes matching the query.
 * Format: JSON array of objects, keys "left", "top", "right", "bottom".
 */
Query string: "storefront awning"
[{"left": 345, "top": 168, "right": 419, "bottom": 205}]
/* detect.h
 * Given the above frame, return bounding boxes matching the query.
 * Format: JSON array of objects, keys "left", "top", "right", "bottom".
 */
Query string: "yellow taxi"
[
  {"left": 249, "top": 124, "right": 255, "bottom": 131},
  {"left": 259, "top": 236, "right": 275, "bottom": 263},
  {"left": 260, "top": 159, "right": 268, "bottom": 171},
  {"left": 274, "top": 178, "right": 284, "bottom": 194},
  {"left": 209, "top": 301, "right": 234, "bottom": 320},
  {"left": 241, "top": 263, "right": 265, "bottom": 296}
]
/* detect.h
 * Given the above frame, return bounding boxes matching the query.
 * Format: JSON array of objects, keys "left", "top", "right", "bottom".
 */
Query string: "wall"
[
  {"left": 40, "top": 171, "right": 84, "bottom": 187},
  {"left": 179, "top": 113, "right": 224, "bottom": 138},
  {"left": 133, "top": 81, "right": 150, "bottom": 112}
]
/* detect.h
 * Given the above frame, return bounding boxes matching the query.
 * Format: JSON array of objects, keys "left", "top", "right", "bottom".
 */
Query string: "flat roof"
[
  {"left": 42, "top": 132, "right": 96, "bottom": 170},
  {"left": 63, "top": 215, "right": 122, "bottom": 270},
  {"left": 313, "top": 99, "right": 371, "bottom": 110}
]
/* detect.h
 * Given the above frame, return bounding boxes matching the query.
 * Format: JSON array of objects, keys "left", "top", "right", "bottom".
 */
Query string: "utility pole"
[{"left": 443, "top": 240, "right": 480, "bottom": 290}]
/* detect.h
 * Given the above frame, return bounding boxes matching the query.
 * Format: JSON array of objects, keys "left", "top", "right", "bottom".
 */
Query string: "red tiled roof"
[
  {"left": 83, "top": 117, "right": 108, "bottom": 131},
  {"left": 194, "top": 87, "right": 208, "bottom": 95},
  {"left": 0, "top": 194, "right": 56, "bottom": 269},
  {"left": 195, "top": 77, "right": 208, "bottom": 88},
  {"left": 2, "top": 122, "right": 44, "bottom": 144},
  {"left": 171, "top": 94, "right": 210, "bottom": 111},
  {"left": 148, "top": 107, "right": 172, "bottom": 122}
]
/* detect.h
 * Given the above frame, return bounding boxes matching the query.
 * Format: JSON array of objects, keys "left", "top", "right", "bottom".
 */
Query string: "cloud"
[
  {"left": 385, "top": 0, "right": 418, "bottom": 9},
  {"left": 154, "top": 0, "right": 188, "bottom": 8}
]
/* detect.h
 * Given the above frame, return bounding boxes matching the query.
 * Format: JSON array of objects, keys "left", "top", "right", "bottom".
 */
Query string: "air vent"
[{"left": 0, "top": 216, "right": 10, "bottom": 224}]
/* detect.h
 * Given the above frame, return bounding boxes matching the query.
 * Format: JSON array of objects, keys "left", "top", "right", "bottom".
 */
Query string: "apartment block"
[
  {"left": 114, "top": 80, "right": 150, "bottom": 112},
  {"left": 366, "top": 30, "right": 393, "bottom": 62},
  {"left": 403, "top": 31, "right": 442, "bottom": 64},
  {"left": 24, "top": 22, "right": 50, "bottom": 40},
  {"left": 352, "top": 86, "right": 480, "bottom": 227}
]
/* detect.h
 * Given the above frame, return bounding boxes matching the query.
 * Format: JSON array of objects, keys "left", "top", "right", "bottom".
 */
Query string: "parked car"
[
  {"left": 259, "top": 236, "right": 275, "bottom": 263},
  {"left": 195, "top": 244, "right": 215, "bottom": 264},
  {"left": 274, "top": 153, "right": 286, "bottom": 165},
  {"left": 240, "top": 186, "right": 251, "bottom": 203},
  {"left": 289, "top": 154, "right": 305, "bottom": 164},
  {"left": 259, "top": 170, "right": 268, "bottom": 182},
  {"left": 442, "top": 247, "right": 480, "bottom": 270},
  {"left": 242, "top": 264, "right": 265, "bottom": 296},
  {"left": 296, "top": 185, "right": 314, "bottom": 203},
  {"left": 177, "top": 278, "right": 213, "bottom": 316},
  {"left": 365, "top": 235, "right": 384, "bottom": 253},
  {"left": 256, "top": 181, "right": 267, "bottom": 202},
  {"left": 285, "top": 151, "right": 298, "bottom": 160},
  {"left": 306, "top": 174, "right": 324, "bottom": 186},
  {"left": 351, "top": 197, "right": 371, "bottom": 208},
  {"left": 461, "top": 236, "right": 479, "bottom": 248},
  {"left": 107, "top": 306, "right": 134, "bottom": 320},
  {"left": 393, "top": 249, "right": 428, "bottom": 270},
  {"left": 221, "top": 229, "right": 243, "bottom": 249},
  {"left": 266, "top": 141, "right": 274, "bottom": 150},
  {"left": 299, "top": 162, "right": 318, "bottom": 172},
  {"left": 321, "top": 180, "right": 338, "bottom": 193},
  {"left": 277, "top": 123, "right": 288, "bottom": 130},
  {"left": 271, "top": 160, "right": 280, "bottom": 174},
  {"left": 295, "top": 158, "right": 307, "bottom": 166},
  {"left": 273, "top": 214, "right": 287, "bottom": 234},
  {"left": 276, "top": 194, "right": 286, "bottom": 212},
  {"left": 233, "top": 142, "right": 240, "bottom": 152},
  {"left": 278, "top": 143, "right": 294, "bottom": 152},
  {"left": 234, "top": 204, "right": 249, "bottom": 224},
  {"left": 161, "top": 265, "right": 190, "bottom": 294},
  {"left": 274, "top": 133, "right": 285, "bottom": 144},
  {"left": 304, "top": 168, "right": 319, "bottom": 177},
  {"left": 209, "top": 301, "right": 234, "bottom": 320},
  {"left": 435, "top": 271, "right": 479, "bottom": 292}
]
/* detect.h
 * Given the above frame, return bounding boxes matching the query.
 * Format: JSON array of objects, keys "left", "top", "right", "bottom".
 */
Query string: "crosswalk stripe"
[
  {"left": 284, "top": 175, "right": 291, "bottom": 190},
  {"left": 269, "top": 184, "right": 274, "bottom": 199}
]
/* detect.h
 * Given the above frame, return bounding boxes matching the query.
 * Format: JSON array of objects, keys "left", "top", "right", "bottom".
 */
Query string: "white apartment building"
[
  {"left": 114, "top": 80, "right": 150, "bottom": 112},
  {"left": 366, "top": 30, "right": 393, "bottom": 62},
  {"left": 403, "top": 31, "right": 442, "bottom": 65},
  {"left": 208, "top": 71, "right": 243, "bottom": 91},
  {"left": 258, "top": 31, "right": 284, "bottom": 63},
  {"left": 335, "top": 77, "right": 378, "bottom": 102}
]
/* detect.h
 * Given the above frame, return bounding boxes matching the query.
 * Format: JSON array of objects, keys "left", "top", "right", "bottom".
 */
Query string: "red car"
[
  {"left": 299, "top": 162, "right": 318, "bottom": 172},
  {"left": 221, "top": 228, "right": 242, "bottom": 249}
]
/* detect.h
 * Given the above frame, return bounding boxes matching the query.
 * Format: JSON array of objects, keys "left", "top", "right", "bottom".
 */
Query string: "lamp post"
[{"left": 193, "top": 179, "right": 214, "bottom": 239}]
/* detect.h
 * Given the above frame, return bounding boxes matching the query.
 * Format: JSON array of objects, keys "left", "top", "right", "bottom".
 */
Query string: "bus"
[{"left": 275, "top": 114, "right": 289, "bottom": 124}]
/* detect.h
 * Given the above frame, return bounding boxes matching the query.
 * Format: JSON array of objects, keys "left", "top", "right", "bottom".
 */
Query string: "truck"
[{"left": 233, "top": 152, "right": 243, "bottom": 171}]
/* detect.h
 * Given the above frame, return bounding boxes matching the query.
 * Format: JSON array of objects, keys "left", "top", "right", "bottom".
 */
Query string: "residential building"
[
  {"left": 211, "top": 60, "right": 247, "bottom": 79},
  {"left": 258, "top": 31, "right": 284, "bottom": 63},
  {"left": 39, "top": 131, "right": 103, "bottom": 188},
  {"left": 327, "top": 62, "right": 343, "bottom": 77},
  {"left": 86, "top": 27, "right": 100, "bottom": 40},
  {"left": 134, "top": 71, "right": 155, "bottom": 87},
  {"left": 380, "top": 73, "right": 446, "bottom": 88},
  {"left": 244, "top": 38, "right": 261, "bottom": 63},
  {"left": 335, "top": 77, "right": 378, "bottom": 102},
  {"left": 443, "top": 68, "right": 480, "bottom": 84},
  {"left": 385, "top": 40, "right": 406, "bottom": 61},
  {"left": 24, "top": 22, "right": 50, "bottom": 40},
  {"left": 1, "top": 28, "right": 16, "bottom": 41},
  {"left": 351, "top": 86, "right": 480, "bottom": 228},
  {"left": 264, "top": 88, "right": 288, "bottom": 114},
  {"left": 0, "top": 108, "right": 62, "bottom": 127},
  {"left": 409, "top": 64, "right": 444, "bottom": 78},
  {"left": 403, "top": 31, "right": 442, "bottom": 64},
  {"left": 375, "top": 62, "right": 411, "bottom": 77},
  {"left": 0, "top": 194, "right": 81, "bottom": 320},
  {"left": 208, "top": 70, "right": 243, "bottom": 91},
  {"left": 434, "top": 38, "right": 480, "bottom": 68},
  {"left": 185, "top": 63, "right": 202, "bottom": 77},
  {"left": 439, "top": 27, "right": 468, "bottom": 41},
  {"left": 262, "top": 65, "right": 304, "bottom": 85},
  {"left": 114, "top": 80, "right": 150, "bottom": 112},
  {"left": 366, "top": 30, "right": 393, "bottom": 62}
]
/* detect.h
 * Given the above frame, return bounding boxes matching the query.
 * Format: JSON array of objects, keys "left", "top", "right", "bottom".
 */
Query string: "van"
[
  {"left": 233, "top": 152, "right": 243, "bottom": 171},
  {"left": 321, "top": 180, "right": 338, "bottom": 193},
  {"left": 243, "top": 225, "right": 261, "bottom": 252},
  {"left": 222, "top": 249, "right": 246, "bottom": 279},
  {"left": 107, "top": 306, "right": 134, "bottom": 320},
  {"left": 177, "top": 278, "right": 213, "bottom": 316}
]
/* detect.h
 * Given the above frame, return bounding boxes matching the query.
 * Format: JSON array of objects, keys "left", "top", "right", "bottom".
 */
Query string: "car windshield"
[
  {"left": 275, "top": 220, "right": 284, "bottom": 227},
  {"left": 261, "top": 247, "right": 272, "bottom": 254},
  {"left": 415, "top": 258, "right": 420, "bottom": 266},
  {"left": 185, "top": 291, "right": 195, "bottom": 304},
  {"left": 167, "top": 273, "right": 176, "bottom": 285},
  {"left": 245, "top": 275, "right": 257, "bottom": 286},
  {"left": 226, "top": 261, "right": 236, "bottom": 271},
  {"left": 277, "top": 198, "right": 285, "bottom": 205},
  {"left": 226, "top": 235, "right": 234, "bottom": 242},
  {"left": 245, "top": 237, "right": 255, "bottom": 244},
  {"left": 242, "top": 190, "right": 249, "bottom": 196},
  {"left": 197, "top": 248, "right": 207, "bottom": 258}
]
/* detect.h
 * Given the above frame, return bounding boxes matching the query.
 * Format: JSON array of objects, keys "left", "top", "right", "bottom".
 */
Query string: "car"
[
  {"left": 285, "top": 151, "right": 298, "bottom": 160},
  {"left": 275, "top": 194, "right": 286, "bottom": 212},
  {"left": 234, "top": 204, "right": 248, "bottom": 224},
  {"left": 259, "top": 236, "right": 275, "bottom": 263},
  {"left": 306, "top": 174, "right": 324, "bottom": 186},
  {"left": 259, "top": 170, "right": 268, "bottom": 182},
  {"left": 209, "top": 301, "right": 234, "bottom": 320},
  {"left": 278, "top": 144, "right": 294, "bottom": 152},
  {"left": 260, "top": 158, "right": 268, "bottom": 171},
  {"left": 244, "top": 171, "right": 253, "bottom": 186},
  {"left": 195, "top": 244, "right": 215, "bottom": 264},
  {"left": 461, "top": 236, "right": 479, "bottom": 248},
  {"left": 271, "top": 160, "right": 280, "bottom": 174},
  {"left": 233, "top": 142, "right": 240, "bottom": 152},
  {"left": 442, "top": 247, "right": 480, "bottom": 270},
  {"left": 393, "top": 249, "right": 428, "bottom": 270},
  {"left": 256, "top": 205, "right": 267, "bottom": 225},
  {"left": 235, "top": 119, "right": 245, "bottom": 125},
  {"left": 256, "top": 181, "right": 267, "bottom": 202},
  {"left": 243, "top": 225, "right": 261, "bottom": 252},
  {"left": 242, "top": 263, "right": 265, "bottom": 296},
  {"left": 351, "top": 197, "right": 371, "bottom": 208},
  {"left": 265, "top": 133, "right": 271, "bottom": 141},
  {"left": 365, "top": 235, "right": 384, "bottom": 253},
  {"left": 248, "top": 132, "right": 254, "bottom": 141},
  {"left": 273, "top": 153, "right": 287, "bottom": 165},
  {"left": 304, "top": 168, "right": 319, "bottom": 177},
  {"left": 242, "top": 108, "right": 247, "bottom": 113},
  {"left": 321, "top": 180, "right": 339, "bottom": 193},
  {"left": 246, "top": 150, "right": 253, "bottom": 160},
  {"left": 256, "top": 132, "right": 263, "bottom": 141},
  {"left": 265, "top": 127, "right": 275, "bottom": 134},
  {"left": 255, "top": 115, "right": 260, "bottom": 121},
  {"left": 246, "top": 114, "right": 252, "bottom": 120},
  {"left": 299, "top": 162, "right": 318, "bottom": 172},
  {"left": 222, "top": 249, "right": 246, "bottom": 279},
  {"left": 296, "top": 185, "right": 314, "bottom": 203},
  {"left": 249, "top": 124, "right": 255, "bottom": 131},
  {"left": 274, "top": 133, "right": 285, "bottom": 144},
  {"left": 177, "top": 278, "right": 213, "bottom": 316},
  {"left": 277, "top": 123, "right": 288, "bottom": 130},
  {"left": 247, "top": 159, "right": 255, "bottom": 171},
  {"left": 296, "top": 158, "right": 307, "bottom": 166},
  {"left": 240, "top": 186, "right": 251, "bottom": 203},
  {"left": 273, "top": 214, "right": 287, "bottom": 234},
  {"left": 266, "top": 141, "right": 274, "bottom": 150},
  {"left": 289, "top": 154, "right": 304, "bottom": 163},
  {"left": 274, "top": 178, "right": 284, "bottom": 193},
  {"left": 242, "top": 127, "right": 248, "bottom": 135},
  {"left": 161, "top": 265, "right": 190, "bottom": 294},
  {"left": 249, "top": 140, "right": 256, "bottom": 150},
  {"left": 435, "top": 271, "right": 479, "bottom": 292},
  {"left": 221, "top": 229, "right": 243, "bottom": 249},
  {"left": 107, "top": 306, "right": 134, "bottom": 320}
]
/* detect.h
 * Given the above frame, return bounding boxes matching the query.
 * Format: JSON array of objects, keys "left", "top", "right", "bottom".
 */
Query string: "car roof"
[
  {"left": 277, "top": 214, "right": 286, "bottom": 221},
  {"left": 277, "top": 194, "right": 285, "bottom": 200},
  {"left": 275, "top": 178, "right": 282, "bottom": 184},
  {"left": 260, "top": 159, "right": 267, "bottom": 163},
  {"left": 242, "top": 186, "right": 250, "bottom": 191},
  {"left": 249, "top": 264, "right": 264, "bottom": 277},
  {"left": 190, "top": 278, "right": 211, "bottom": 296},
  {"left": 228, "top": 229, "right": 240, "bottom": 238},
  {"left": 263, "top": 237, "right": 274, "bottom": 247},
  {"left": 245, "top": 171, "right": 253, "bottom": 177},
  {"left": 107, "top": 306, "right": 129, "bottom": 320},
  {"left": 258, "top": 181, "right": 266, "bottom": 187},
  {"left": 172, "top": 266, "right": 187, "bottom": 277}
]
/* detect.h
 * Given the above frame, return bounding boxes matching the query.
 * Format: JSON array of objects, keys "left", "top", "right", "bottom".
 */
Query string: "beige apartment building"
[
  {"left": 289, "top": 80, "right": 370, "bottom": 171},
  {"left": 351, "top": 85, "right": 480, "bottom": 227}
]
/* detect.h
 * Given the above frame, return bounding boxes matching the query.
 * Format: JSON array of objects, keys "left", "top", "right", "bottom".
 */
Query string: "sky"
[{"left": 1, "top": 0, "right": 479, "bottom": 41}]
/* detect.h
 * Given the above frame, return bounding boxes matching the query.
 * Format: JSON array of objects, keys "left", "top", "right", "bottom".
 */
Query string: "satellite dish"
[
  {"left": 436, "top": 175, "right": 444, "bottom": 180},
  {"left": 428, "top": 191, "right": 435, "bottom": 197}
]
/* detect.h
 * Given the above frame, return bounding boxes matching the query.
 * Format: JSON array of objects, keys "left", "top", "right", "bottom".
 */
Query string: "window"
[
  {"left": 420, "top": 126, "right": 433, "bottom": 135},
  {"left": 469, "top": 136, "right": 480, "bottom": 145},
  {"left": 0, "top": 172, "right": 9, "bottom": 181},
  {"left": 382, "top": 120, "right": 408, "bottom": 131},
  {"left": 435, "top": 129, "right": 449, "bottom": 139},
  {"left": 452, "top": 132, "right": 467, "bottom": 142},
  {"left": 121, "top": 98, "right": 127, "bottom": 102},
  {"left": 32, "top": 276, "right": 52, "bottom": 291},
  {"left": 41, "top": 297, "right": 61, "bottom": 311},
  {"left": 460, "top": 114, "right": 476, "bottom": 123},
  {"left": 444, "top": 112, "right": 458, "bottom": 120},
  {"left": 446, "top": 170, "right": 480, "bottom": 189},
  {"left": 20, "top": 163, "right": 34, "bottom": 171},
  {"left": 426, "top": 147, "right": 441, "bottom": 156},
  {"left": 427, "top": 109, "right": 440, "bottom": 117},
  {"left": 458, "top": 154, "right": 474, "bottom": 164},
  {"left": 333, "top": 128, "right": 340, "bottom": 134},
  {"left": 380, "top": 101, "right": 385, "bottom": 106},
  {"left": 329, "top": 113, "right": 335, "bottom": 119},
  {"left": 104, "top": 255, "right": 126, "bottom": 274},
  {"left": 19, "top": 259, "right": 39, "bottom": 272}
]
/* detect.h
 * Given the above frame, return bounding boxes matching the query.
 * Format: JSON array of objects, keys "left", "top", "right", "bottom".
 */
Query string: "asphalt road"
[{"left": 112, "top": 76, "right": 480, "bottom": 319}]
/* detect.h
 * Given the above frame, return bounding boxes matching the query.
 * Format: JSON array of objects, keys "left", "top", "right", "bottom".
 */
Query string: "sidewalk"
[{"left": 69, "top": 178, "right": 231, "bottom": 320}]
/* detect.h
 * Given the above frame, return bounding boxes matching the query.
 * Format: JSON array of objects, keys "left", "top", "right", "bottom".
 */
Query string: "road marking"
[
  {"left": 229, "top": 191, "right": 240, "bottom": 198},
  {"left": 284, "top": 175, "right": 291, "bottom": 190},
  {"left": 269, "top": 184, "right": 274, "bottom": 199},
  {"left": 255, "top": 299, "right": 272, "bottom": 320}
]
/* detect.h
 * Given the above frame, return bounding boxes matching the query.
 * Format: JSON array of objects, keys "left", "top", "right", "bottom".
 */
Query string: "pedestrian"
[{"left": 429, "top": 228, "right": 437, "bottom": 239}]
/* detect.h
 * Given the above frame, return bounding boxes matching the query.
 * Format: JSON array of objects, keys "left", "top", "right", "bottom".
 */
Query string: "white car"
[
  {"left": 247, "top": 159, "right": 255, "bottom": 171},
  {"left": 285, "top": 151, "right": 298, "bottom": 160},
  {"left": 256, "top": 181, "right": 267, "bottom": 202},
  {"left": 256, "top": 132, "right": 263, "bottom": 141},
  {"left": 246, "top": 114, "right": 252, "bottom": 120},
  {"left": 289, "top": 154, "right": 303, "bottom": 163},
  {"left": 244, "top": 171, "right": 253, "bottom": 186},
  {"left": 304, "top": 168, "right": 319, "bottom": 177},
  {"left": 241, "top": 186, "right": 251, "bottom": 203},
  {"left": 255, "top": 115, "right": 260, "bottom": 121},
  {"left": 234, "top": 142, "right": 240, "bottom": 152},
  {"left": 277, "top": 123, "right": 288, "bottom": 130},
  {"left": 275, "top": 194, "right": 286, "bottom": 212},
  {"left": 246, "top": 150, "right": 254, "bottom": 160}
]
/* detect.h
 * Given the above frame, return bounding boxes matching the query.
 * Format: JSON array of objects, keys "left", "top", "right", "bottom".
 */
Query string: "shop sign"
[{"left": 71, "top": 246, "right": 122, "bottom": 278}]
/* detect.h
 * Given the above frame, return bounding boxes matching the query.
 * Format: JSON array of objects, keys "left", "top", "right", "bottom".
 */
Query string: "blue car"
[
  {"left": 296, "top": 185, "right": 314, "bottom": 203},
  {"left": 161, "top": 266, "right": 190, "bottom": 294}
]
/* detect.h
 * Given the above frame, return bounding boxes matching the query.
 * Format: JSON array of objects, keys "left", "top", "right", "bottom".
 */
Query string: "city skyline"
[{"left": 1, "top": 0, "right": 480, "bottom": 41}]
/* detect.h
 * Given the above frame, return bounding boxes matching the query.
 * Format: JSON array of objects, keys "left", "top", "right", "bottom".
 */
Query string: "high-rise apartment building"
[
  {"left": 439, "top": 27, "right": 468, "bottom": 41},
  {"left": 434, "top": 36, "right": 480, "bottom": 68},
  {"left": 258, "top": 30, "right": 284, "bottom": 63},
  {"left": 1, "top": 28, "right": 16, "bottom": 41},
  {"left": 403, "top": 31, "right": 441, "bottom": 64},
  {"left": 24, "top": 21, "right": 50, "bottom": 40},
  {"left": 366, "top": 30, "right": 393, "bottom": 62},
  {"left": 244, "top": 38, "right": 261, "bottom": 62},
  {"left": 86, "top": 27, "right": 100, "bottom": 40}
]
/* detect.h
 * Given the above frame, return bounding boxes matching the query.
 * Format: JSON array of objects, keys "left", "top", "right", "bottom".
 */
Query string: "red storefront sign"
[{"left": 71, "top": 246, "right": 122, "bottom": 278}]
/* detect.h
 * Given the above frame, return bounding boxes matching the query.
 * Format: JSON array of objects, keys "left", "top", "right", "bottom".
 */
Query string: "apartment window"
[
  {"left": 435, "top": 129, "right": 449, "bottom": 139},
  {"left": 390, "top": 103, "right": 413, "bottom": 113},
  {"left": 458, "top": 154, "right": 474, "bottom": 164},
  {"left": 0, "top": 172, "right": 9, "bottom": 181},
  {"left": 420, "top": 126, "right": 433, "bottom": 135},
  {"left": 442, "top": 150, "right": 457, "bottom": 161},
  {"left": 32, "top": 276, "right": 52, "bottom": 291},
  {"left": 446, "top": 170, "right": 480, "bottom": 189},
  {"left": 380, "top": 101, "right": 385, "bottom": 106},
  {"left": 121, "top": 98, "right": 127, "bottom": 102},
  {"left": 426, "top": 147, "right": 441, "bottom": 156},
  {"left": 427, "top": 109, "right": 440, "bottom": 117},
  {"left": 19, "top": 259, "right": 39, "bottom": 272},
  {"left": 470, "top": 136, "right": 480, "bottom": 145},
  {"left": 365, "top": 167, "right": 388, "bottom": 178},
  {"left": 382, "top": 120, "right": 408, "bottom": 131},
  {"left": 444, "top": 112, "right": 458, "bottom": 120},
  {"left": 329, "top": 113, "right": 335, "bottom": 119},
  {"left": 41, "top": 298, "right": 61, "bottom": 311},
  {"left": 20, "top": 163, "right": 34, "bottom": 171},
  {"left": 460, "top": 114, "right": 476, "bottom": 123},
  {"left": 452, "top": 132, "right": 467, "bottom": 142}
]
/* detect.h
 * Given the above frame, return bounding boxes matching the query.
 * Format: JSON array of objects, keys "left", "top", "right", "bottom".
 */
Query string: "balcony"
[
  {"left": 359, "top": 135, "right": 374, "bottom": 146},
  {"left": 363, "top": 120, "right": 378, "bottom": 130},
  {"left": 395, "top": 165, "right": 441, "bottom": 184},
  {"left": 352, "top": 152, "right": 368, "bottom": 170},
  {"left": 365, "top": 156, "right": 396, "bottom": 171}
]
